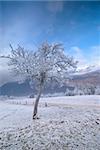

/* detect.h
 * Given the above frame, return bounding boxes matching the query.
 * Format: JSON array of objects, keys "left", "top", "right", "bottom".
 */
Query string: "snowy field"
[{"left": 0, "top": 95, "right": 100, "bottom": 150}]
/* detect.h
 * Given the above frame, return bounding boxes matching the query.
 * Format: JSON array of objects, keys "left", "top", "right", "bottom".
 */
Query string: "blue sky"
[{"left": 0, "top": 1, "right": 100, "bottom": 79}]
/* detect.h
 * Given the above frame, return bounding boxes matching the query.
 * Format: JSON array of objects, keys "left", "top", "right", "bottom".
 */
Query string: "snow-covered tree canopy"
[
  {"left": 4, "top": 42, "right": 78, "bottom": 87},
  {"left": 1, "top": 42, "right": 78, "bottom": 119}
]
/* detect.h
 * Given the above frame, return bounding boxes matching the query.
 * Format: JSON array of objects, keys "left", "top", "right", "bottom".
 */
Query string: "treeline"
[{"left": 65, "top": 85, "right": 100, "bottom": 96}]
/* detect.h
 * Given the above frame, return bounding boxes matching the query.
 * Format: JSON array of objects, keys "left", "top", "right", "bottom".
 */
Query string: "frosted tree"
[
  {"left": 83, "top": 83, "right": 96, "bottom": 95},
  {"left": 2, "top": 42, "right": 78, "bottom": 119},
  {"left": 65, "top": 88, "right": 71, "bottom": 96},
  {"left": 65, "top": 87, "right": 75, "bottom": 96},
  {"left": 95, "top": 86, "right": 100, "bottom": 95}
]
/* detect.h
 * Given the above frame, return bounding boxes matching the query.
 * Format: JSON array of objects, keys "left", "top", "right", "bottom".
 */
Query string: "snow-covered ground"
[
  {"left": 2, "top": 95, "right": 100, "bottom": 107},
  {"left": 0, "top": 96, "right": 100, "bottom": 150}
]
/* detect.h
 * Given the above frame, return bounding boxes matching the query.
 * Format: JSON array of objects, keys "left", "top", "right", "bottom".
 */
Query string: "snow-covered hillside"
[
  {"left": 0, "top": 66, "right": 100, "bottom": 96},
  {"left": 76, "top": 65, "right": 100, "bottom": 75},
  {"left": 0, "top": 96, "right": 100, "bottom": 150}
]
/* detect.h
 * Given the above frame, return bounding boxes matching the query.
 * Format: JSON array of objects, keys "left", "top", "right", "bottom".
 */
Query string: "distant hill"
[
  {"left": 0, "top": 81, "right": 33, "bottom": 96},
  {"left": 0, "top": 69, "right": 100, "bottom": 96},
  {"left": 0, "top": 80, "right": 67, "bottom": 96},
  {"left": 71, "top": 69, "right": 100, "bottom": 86}
]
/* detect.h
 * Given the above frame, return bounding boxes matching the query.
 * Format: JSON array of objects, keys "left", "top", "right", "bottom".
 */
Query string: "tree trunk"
[{"left": 33, "top": 84, "right": 43, "bottom": 119}]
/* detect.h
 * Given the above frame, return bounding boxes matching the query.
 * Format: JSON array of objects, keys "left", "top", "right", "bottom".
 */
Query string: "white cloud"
[
  {"left": 89, "top": 46, "right": 100, "bottom": 66},
  {"left": 0, "top": 21, "right": 32, "bottom": 54},
  {"left": 0, "top": 58, "right": 24, "bottom": 86},
  {"left": 69, "top": 45, "right": 100, "bottom": 69},
  {"left": 0, "top": 8, "right": 42, "bottom": 55},
  {"left": 70, "top": 46, "right": 88, "bottom": 69}
]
